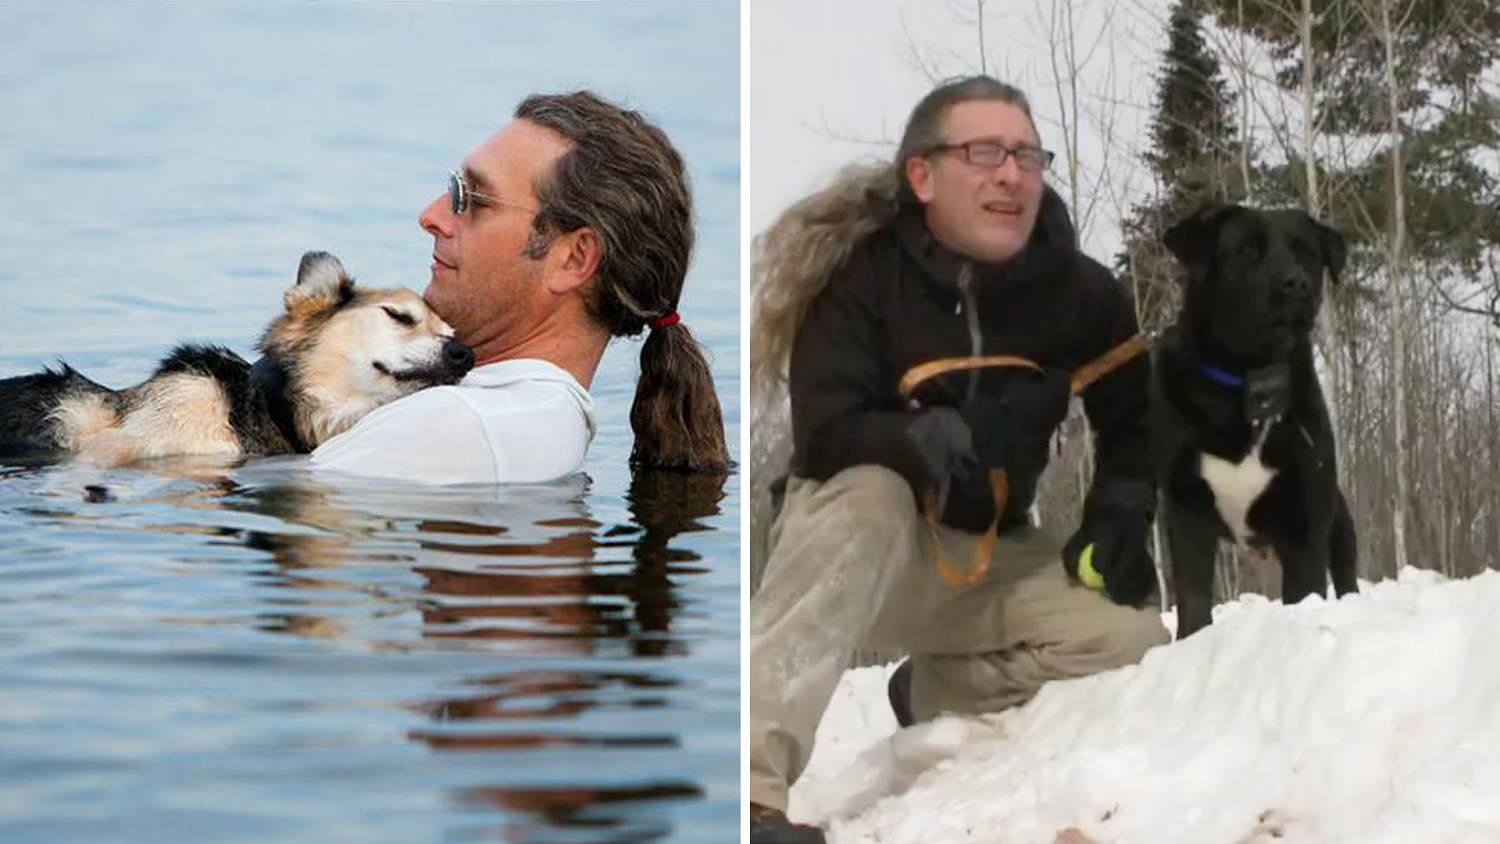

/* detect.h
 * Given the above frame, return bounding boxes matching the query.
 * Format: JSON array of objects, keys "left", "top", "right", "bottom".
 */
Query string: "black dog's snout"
[
  {"left": 1280, "top": 273, "right": 1313, "bottom": 299},
  {"left": 443, "top": 339, "right": 474, "bottom": 374}
]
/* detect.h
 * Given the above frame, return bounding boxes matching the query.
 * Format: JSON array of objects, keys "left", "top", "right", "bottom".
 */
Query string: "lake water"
[{"left": 0, "top": 3, "right": 741, "bottom": 842}]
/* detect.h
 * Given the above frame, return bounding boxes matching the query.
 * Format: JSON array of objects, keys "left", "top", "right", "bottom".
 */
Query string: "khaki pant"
[{"left": 748, "top": 465, "right": 1169, "bottom": 812}]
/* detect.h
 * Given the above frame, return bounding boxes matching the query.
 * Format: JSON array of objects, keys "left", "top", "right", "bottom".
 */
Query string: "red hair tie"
[{"left": 651, "top": 310, "right": 681, "bottom": 329}]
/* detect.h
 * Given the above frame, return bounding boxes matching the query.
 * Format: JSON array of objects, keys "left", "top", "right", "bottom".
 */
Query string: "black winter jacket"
[{"left": 788, "top": 188, "right": 1151, "bottom": 531}]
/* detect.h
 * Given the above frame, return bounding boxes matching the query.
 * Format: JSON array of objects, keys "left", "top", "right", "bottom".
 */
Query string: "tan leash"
[
  {"left": 898, "top": 355, "right": 1043, "bottom": 401},
  {"left": 899, "top": 333, "right": 1149, "bottom": 587},
  {"left": 1069, "top": 333, "right": 1150, "bottom": 395}
]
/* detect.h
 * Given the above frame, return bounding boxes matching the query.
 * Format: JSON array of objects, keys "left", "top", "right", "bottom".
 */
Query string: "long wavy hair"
[
  {"left": 748, "top": 76, "right": 1038, "bottom": 588},
  {"left": 518, "top": 92, "right": 729, "bottom": 473}
]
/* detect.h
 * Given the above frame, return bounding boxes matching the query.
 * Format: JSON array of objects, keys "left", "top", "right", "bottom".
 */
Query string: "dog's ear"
[
  {"left": 285, "top": 251, "right": 354, "bottom": 312},
  {"left": 1162, "top": 202, "right": 1238, "bottom": 270},
  {"left": 1309, "top": 216, "right": 1346, "bottom": 285}
]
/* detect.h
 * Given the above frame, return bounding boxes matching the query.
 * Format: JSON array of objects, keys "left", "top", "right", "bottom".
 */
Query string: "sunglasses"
[{"left": 448, "top": 169, "right": 538, "bottom": 216}]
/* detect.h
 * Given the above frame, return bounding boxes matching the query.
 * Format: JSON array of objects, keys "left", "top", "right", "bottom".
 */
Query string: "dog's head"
[
  {"left": 1164, "top": 203, "right": 1345, "bottom": 361},
  {"left": 260, "top": 251, "right": 475, "bottom": 446}
]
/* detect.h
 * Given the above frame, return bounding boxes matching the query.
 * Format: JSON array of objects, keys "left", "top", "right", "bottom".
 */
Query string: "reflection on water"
[{"left": 0, "top": 461, "right": 734, "bottom": 842}]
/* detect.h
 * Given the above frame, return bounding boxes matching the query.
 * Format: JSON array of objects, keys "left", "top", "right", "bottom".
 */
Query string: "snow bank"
[{"left": 789, "top": 567, "right": 1500, "bottom": 843}]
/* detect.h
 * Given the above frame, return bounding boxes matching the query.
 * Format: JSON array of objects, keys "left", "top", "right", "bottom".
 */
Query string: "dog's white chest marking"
[{"left": 1199, "top": 424, "right": 1277, "bottom": 545}]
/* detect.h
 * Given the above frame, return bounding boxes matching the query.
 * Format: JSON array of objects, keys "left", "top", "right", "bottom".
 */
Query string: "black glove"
[
  {"left": 960, "top": 367, "right": 1072, "bottom": 477},
  {"left": 941, "top": 462, "right": 997, "bottom": 533},
  {"left": 1063, "top": 479, "right": 1158, "bottom": 606},
  {"left": 904, "top": 408, "right": 1000, "bottom": 533},
  {"left": 903, "top": 406, "right": 976, "bottom": 489}
]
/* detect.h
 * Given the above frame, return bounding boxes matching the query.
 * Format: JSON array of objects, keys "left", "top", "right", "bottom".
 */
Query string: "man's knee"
[
  {"left": 1089, "top": 604, "right": 1170, "bottom": 668},
  {"left": 816, "top": 464, "right": 916, "bottom": 512},
  {"left": 909, "top": 607, "right": 1169, "bottom": 721},
  {"left": 1015, "top": 584, "right": 1170, "bottom": 681}
]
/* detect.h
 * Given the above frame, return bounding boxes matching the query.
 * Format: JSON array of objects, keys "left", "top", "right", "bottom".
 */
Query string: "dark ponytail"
[
  {"left": 630, "top": 322, "right": 729, "bottom": 471},
  {"left": 516, "top": 91, "right": 730, "bottom": 473}
]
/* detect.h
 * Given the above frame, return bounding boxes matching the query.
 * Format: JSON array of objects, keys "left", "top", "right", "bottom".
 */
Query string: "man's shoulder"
[
  {"left": 456, "top": 359, "right": 594, "bottom": 420},
  {"left": 1063, "top": 247, "right": 1116, "bottom": 286},
  {"left": 1060, "top": 249, "right": 1142, "bottom": 350},
  {"left": 386, "top": 382, "right": 477, "bottom": 418},
  {"left": 464, "top": 357, "right": 585, "bottom": 386},
  {"left": 1060, "top": 248, "right": 1129, "bottom": 311},
  {"left": 850, "top": 220, "right": 903, "bottom": 266},
  {"left": 315, "top": 386, "right": 483, "bottom": 449},
  {"left": 821, "top": 221, "right": 903, "bottom": 297},
  {"left": 312, "top": 359, "right": 591, "bottom": 451}
]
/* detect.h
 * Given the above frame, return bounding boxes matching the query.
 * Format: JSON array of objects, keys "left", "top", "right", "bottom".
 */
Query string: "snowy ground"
[{"left": 787, "top": 567, "right": 1500, "bottom": 843}]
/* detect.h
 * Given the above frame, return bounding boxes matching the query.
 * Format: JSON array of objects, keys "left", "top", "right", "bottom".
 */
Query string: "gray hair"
[{"left": 896, "top": 76, "right": 1036, "bottom": 199}]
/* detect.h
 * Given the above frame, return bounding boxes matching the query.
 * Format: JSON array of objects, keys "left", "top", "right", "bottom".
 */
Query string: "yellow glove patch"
[{"left": 1077, "top": 543, "right": 1105, "bottom": 590}]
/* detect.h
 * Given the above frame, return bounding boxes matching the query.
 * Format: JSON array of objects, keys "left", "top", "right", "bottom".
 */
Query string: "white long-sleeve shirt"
[{"left": 309, "top": 358, "right": 595, "bottom": 485}]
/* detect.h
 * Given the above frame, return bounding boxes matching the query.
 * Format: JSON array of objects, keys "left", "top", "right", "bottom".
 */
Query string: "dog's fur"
[
  {"left": 0, "top": 252, "right": 472, "bottom": 465},
  {"left": 1153, "top": 203, "right": 1357, "bottom": 638}
]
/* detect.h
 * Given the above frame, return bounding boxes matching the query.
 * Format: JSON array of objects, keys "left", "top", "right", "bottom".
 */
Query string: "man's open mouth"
[{"left": 982, "top": 201, "right": 1023, "bottom": 218}]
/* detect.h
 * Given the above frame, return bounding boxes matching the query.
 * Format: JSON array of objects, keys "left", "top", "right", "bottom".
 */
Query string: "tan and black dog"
[
  {"left": 1153, "top": 203, "right": 1357, "bottom": 638},
  {"left": 0, "top": 252, "right": 472, "bottom": 464}
]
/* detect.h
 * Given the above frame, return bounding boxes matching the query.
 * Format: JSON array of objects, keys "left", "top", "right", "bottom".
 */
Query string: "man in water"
[{"left": 313, "top": 91, "right": 729, "bottom": 483}]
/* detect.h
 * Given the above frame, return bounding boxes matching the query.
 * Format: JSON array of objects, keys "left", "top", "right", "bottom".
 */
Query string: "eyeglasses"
[
  {"left": 928, "top": 140, "right": 1054, "bottom": 172},
  {"left": 448, "top": 169, "right": 537, "bottom": 216}
]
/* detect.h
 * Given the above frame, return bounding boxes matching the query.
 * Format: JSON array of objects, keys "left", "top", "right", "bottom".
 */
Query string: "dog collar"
[
  {"left": 1244, "top": 363, "right": 1291, "bottom": 422},
  {"left": 250, "top": 356, "right": 309, "bottom": 453},
  {"left": 1198, "top": 363, "right": 1245, "bottom": 388},
  {"left": 1196, "top": 361, "right": 1291, "bottom": 423}
]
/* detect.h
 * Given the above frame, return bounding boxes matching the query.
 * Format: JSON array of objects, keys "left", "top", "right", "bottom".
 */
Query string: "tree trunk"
[
  {"left": 1237, "top": 0, "right": 1252, "bottom": 199},
  {"left": 1378, "top": 0, "right": 1411, "bottom": 574},
  {"left": 1301, "top": 0, "right": 1348, "bottom": 495},
  {"left": 1429, "top": 310, "right": 1450, "bottom": 575},
  {"left": 1300, "top": 0, "right": 1319, "bottom": 216},
  {"left": 1345, "top": 292, "right": 1367, "bottom": 579},
  {"left": 1045, "top": 0, "right": 1083, "bottom": 224},
  {"left": 1489, "top": 335, "right": 1498, "bottom": 568}
]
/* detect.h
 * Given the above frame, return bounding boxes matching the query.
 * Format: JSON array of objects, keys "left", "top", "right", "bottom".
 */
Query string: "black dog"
[{"left": 1153, "top": 203, "right": 1357, "bottom": 639}]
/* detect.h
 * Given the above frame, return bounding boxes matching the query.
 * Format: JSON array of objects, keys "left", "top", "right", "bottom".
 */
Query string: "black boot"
[
  {"left": 750, "top": 803, "right": 825, "bottom": 843},
  {"left": 887, "top": 658, "right": 915, "bottom": 728}
]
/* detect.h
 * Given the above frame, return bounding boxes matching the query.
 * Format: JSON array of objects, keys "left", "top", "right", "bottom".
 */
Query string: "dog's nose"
[
  {"left": 1280, "top": 274, "right": 1312, "bottom": 299},
  {"left": 443, "top": 339, "right": 474, "bottom": 374}
]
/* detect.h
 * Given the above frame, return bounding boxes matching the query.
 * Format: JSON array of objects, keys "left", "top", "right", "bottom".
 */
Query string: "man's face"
[
  {"left": 418, "top": 119, "right": 570, "bottom": 348},
  {"left": 907, "top": 100, "right": 1046, "bottom": 264}
]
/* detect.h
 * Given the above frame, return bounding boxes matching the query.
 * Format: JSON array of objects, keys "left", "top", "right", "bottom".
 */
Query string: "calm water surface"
[{"left": 0, "top": 3, "right": 740, "bottom": 842}]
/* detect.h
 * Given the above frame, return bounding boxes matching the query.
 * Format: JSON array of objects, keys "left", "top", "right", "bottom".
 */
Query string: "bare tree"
[{"left": 1366, "top": 0, "right": 1415, "bottom": 571}]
